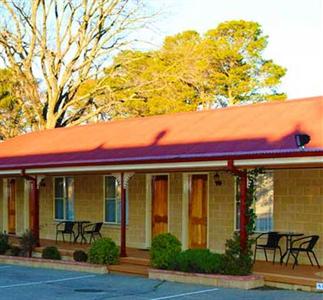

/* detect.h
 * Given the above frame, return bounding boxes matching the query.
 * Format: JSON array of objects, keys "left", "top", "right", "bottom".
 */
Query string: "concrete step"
[
  {"left": 108, "top": 263, "right": 149, "bottom": 277},
  {"left": 120, "top": 256, "right": 150, "bottom": 266},
  {"left": 254, "top": 271, "right": 321, "bottom": 291}
]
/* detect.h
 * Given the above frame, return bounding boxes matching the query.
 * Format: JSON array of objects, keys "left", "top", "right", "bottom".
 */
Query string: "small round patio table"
[
  {"left": 73, "top": 220, "right": 90, "bottom": 243},
  {"left": 279, "top": 232, "right": 304, "bottom": 264}
]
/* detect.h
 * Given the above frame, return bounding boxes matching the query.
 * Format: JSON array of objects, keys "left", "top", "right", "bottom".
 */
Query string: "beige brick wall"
[
  {"left": 274, "top": 169, "right": 323, "bottom": 264},
  {"left": 37, "top": 172, "right": 236, "bottom": 252},
  {"left": 122, "top": 173, "right": 146, "bottom": 248},
  {"left": 166, "top": 172, "right": 235, "bottom": 253},
  {"left": 27, "top": 167, "right": 323, "bottom": 267},
  {"left": 39, "top": 176, "right": 55, "bottom": 238},
  {"left": 39, "top": 174, "right": 147, "bottom": 248},
  {"left": 169, "top": 173, "right": 183, "bottom": 241},
  {"left": 15, "top": 178, "right": 26, "bottom": 235},
  {"left": 209, "top": 172, "right": 235, "bottom": 253}
]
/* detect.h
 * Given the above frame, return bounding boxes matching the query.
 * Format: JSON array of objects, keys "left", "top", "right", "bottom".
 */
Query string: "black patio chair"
[
  {"left": 83, "top": 222, "right": 103, "bottom": 243},
  {"left": 253, "top": 231, "right": 283, "bottom": 264},
  {"left": 56, "top": 221, "right": 75, "bottom": 243},
  {"left": 286, "top": 235, "right": 320, "bottom": 269}
]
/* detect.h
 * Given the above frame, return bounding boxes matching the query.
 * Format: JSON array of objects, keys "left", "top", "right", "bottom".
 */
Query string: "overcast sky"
[{"left": 144, "top": 0, "right": 323, "bottom": 99}]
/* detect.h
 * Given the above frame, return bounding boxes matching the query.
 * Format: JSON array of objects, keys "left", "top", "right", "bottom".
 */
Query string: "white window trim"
[
  {"left": 53, "top": 176, "right": 75, "bottom": 221},
  {"left": 103, "top": 175, "right": 128, "bottom": 226},
  {"left": 233, "top": 171, "right": 274, "bottom": 233}
]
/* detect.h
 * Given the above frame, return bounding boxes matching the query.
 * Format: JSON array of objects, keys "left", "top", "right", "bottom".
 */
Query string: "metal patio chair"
[
  {"left": 253, "top": 231, "right": 283, "bottom": 264},
  {"left": 83, "top": 222, "right": 103, "bottom": 243},
  {"left": 286, "top": 235, "right": 320, "bottom": 269},
  {"left": 55, "top": 221, "right": 75, "bottom": 243}
]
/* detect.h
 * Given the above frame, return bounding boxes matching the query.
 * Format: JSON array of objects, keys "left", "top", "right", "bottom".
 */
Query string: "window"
[
  {"left": 104, "top": 176, "right": 128, "bottom": 224},
  {"left": 235, "top": 172, "right": 273, "bottom": 232},
  {"left": 54, "top": 177, "right": 74, "bottom": 220}
]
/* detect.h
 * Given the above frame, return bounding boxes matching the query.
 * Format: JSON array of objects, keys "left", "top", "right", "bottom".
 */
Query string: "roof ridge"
[
  {"left": 66, "top": 95, "right": 323, "bottom": 127},
  {"left": 3, "top": 96, "right": 322, "bottom": 141}
]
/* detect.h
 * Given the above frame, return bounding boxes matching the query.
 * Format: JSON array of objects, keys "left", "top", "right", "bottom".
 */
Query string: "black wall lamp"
[
  {"left": 295, "top": 134, "right": 311, "bottom": 150},
  {"left": 214, "top": 172, "right": 222, "bottom": 186}
]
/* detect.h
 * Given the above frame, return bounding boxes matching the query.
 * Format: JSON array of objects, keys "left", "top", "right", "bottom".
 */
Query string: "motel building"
[{"left": 0, "top": 96, "right": 322, "bottom": 289}]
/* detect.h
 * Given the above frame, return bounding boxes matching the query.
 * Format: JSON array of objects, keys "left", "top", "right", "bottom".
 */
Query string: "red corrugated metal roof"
[{"left": 0, "top": 96, "right": 322, "bottom": 170}]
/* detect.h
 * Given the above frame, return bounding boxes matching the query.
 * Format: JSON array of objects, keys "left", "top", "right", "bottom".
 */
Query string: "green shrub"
[
  {"left": 88, "top": 238, "right": 119, "bottom": 265},
  {"left": 20, "top": 230, "right": 37, "bottom": 257},
  {"left": 7, "top": 246, "right": 22, "bottom": 257},
  {"left": 150, "top": 233, "right": 182, "bottom": 270},
  {"left": 42, "top": 246, "right": 61, "bottom": 260},
  {"left": 73, "top": 250, "right": 88, "bottom": 262},
  {"left": 175, "top": 249, "right": 223, "bottom": 274},
  {"left": 0, "top": 232, "right": 9, "bottom": 255},
  {"left": 220, "top": 233, "right": 253, "bottom": 275}
]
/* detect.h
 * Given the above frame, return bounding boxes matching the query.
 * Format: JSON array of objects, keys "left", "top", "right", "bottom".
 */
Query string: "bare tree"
[{"left": 0, "top": 0, "right": 151, "bottom": 131}]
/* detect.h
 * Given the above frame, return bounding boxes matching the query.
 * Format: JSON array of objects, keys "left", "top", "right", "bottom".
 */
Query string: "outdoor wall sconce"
[
  {"left": 39, "top": 178, "right": 46, "bottom": 187},
  {"left": 295, "top": 134, "right": 311, "bottom": 150},
  {"left": 214, "top": 173, "right": 222, "bottom": 186}
]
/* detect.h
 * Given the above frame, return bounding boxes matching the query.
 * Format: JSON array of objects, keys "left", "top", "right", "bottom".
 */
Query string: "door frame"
[
  {"left": 7, "top": 178, "right": 17, "bottom": 235},
  {"left": 182, "top": 172, "right": 209, "bottom": 250},
  {"left": 145, "top": 173, "right": 170, "bottom": 248}
]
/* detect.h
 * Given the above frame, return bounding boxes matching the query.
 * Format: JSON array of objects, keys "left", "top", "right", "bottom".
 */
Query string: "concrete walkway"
[{"left": 0, "top": 264, "right": 321, "bottom": 300}]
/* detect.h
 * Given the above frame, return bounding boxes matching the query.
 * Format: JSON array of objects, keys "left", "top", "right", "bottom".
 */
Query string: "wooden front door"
[
  {"left": 189, "top": 174, "right": 207, "bottom": 248},
  {"left": 152, "top": 175, "right": 168, "bottom": 238},
  {"left": 8, "top": 179, "right": 16, "bottom": 234}
]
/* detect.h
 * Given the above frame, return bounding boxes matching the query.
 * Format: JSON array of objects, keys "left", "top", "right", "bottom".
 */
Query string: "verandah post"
[
  {"left": 239, "top": 171, "right": 248, "bottom": 252},
  {"left": 31, "top": 178, "right": 40, "bottom": 247},
  {"left": 120, "top": 172, "right": 127, "bottom": 257}
]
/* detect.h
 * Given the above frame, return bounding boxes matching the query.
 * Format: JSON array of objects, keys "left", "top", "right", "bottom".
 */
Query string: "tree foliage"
[
  {"left": 103, "top": 20, "right": 286, "bottom": 117},
  {"left": 0, "top": 69, "right": 27, "bottom": 140},
  {"left": 0, "top": 0, "right": 151, "bottom": 133},
  {"left": 0, "top": 14, "right": 287, "bottom": 138}
]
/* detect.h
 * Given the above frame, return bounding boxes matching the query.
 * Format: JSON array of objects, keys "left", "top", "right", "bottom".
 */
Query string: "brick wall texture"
[
  {"left": 273, "top": 169, "right": 323, "bottom": 264},
  {"left": 0, "top": 169, "right": 322, "bottom": 264}
]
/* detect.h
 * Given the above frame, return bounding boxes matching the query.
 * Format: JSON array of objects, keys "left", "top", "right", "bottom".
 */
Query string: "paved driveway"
[{"left": 0, "top": 264, "right": 321, "bottom": 300}]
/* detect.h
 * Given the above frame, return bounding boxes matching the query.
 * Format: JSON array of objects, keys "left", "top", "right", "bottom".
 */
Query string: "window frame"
[
  {"left": 234, "top": 171, "right": 274, "bottom": 233},
  {"left": 103, "top": 175, "right": 128, "bottom": 225},
  {"left": 53, "top": 176, "right": 75, "bottom": 221}
]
